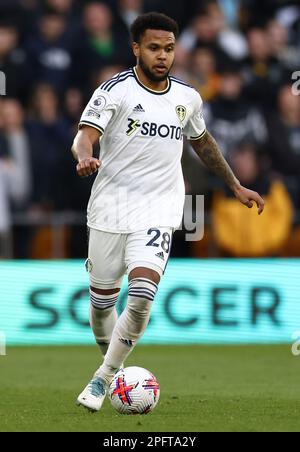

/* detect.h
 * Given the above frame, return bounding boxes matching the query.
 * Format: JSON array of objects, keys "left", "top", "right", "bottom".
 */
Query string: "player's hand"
[
  {"left": 76, "top": 157, "right": 101, "bottom": 177},
  {"left": 233, "top": 184, "right": 265, "bottom": 215}
]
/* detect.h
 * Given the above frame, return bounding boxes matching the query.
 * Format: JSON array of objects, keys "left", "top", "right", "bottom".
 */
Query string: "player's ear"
[{"left": 132, "top": 42, "right": 140, "bottom": 58}]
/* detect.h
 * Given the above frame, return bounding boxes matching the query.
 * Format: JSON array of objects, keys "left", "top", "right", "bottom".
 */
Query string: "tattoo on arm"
[{"left": 190, "top": 131, "right": 239, "bottom": 190}]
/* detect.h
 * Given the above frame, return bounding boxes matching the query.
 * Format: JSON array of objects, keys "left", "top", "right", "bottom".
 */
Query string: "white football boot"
[{"left": 77, "top": 376, "right": 108, "bottom": 412}]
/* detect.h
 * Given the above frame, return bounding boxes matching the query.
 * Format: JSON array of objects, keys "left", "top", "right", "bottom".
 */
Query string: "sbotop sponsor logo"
[
  {"left": 291, "top": 331, "right": 300, "bottom": 356},
  {"left": 0, "top": 71, "right": 6, "bottom": 95},
  {"left": 0, "top": 332, "right": 6, "bottom": 356},
  {"left": 291, "top": 71, "right": 300, "bottom": 96}
]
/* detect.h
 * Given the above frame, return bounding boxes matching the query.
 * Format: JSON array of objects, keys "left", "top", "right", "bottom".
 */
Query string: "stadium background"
[{"left": 1, "top": 0, "right": 300, "bottom": 432}]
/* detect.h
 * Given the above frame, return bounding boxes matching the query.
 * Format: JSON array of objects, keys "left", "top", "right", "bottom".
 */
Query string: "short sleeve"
[
  {"left": 184, "top": 92, "right": 206, "bottom": 140},
  {"left": 79, "top": 89, "right": 118, "bottom": 135}
]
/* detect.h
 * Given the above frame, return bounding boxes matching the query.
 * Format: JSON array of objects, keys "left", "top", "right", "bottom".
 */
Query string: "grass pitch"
[{"left": 0, "top": 344, "right": 300, "bottom": 432}]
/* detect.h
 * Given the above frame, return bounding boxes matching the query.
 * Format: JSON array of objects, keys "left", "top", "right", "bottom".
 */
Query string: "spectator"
[
  {"left": 189, "top": 45, "right": 221, "bottom": 102},
  {"left": 0, "top": 99, "right": 32, "bottom": 209},
  {"left": 267, "top": 19, "right": 300, "bottom": 71},
  {"left": 73, "top": 2, "right": 132, "bottom": 89},
  {"left": 177, "top": 2, "right": 248, "bottom": 66},
  {"left": 0, "top": 21, "right": 29, "bottom": 102},
  {"left": 211, "top": 143, "right": 294, "bottom": 257},
  {"left": 27, "top": 83, "right": 71, "bottom": 209},
  {"left": 206, "top": 1, "right": 248, "bottom": 61},
  {"left": 43, "top": 0, "right": 81, "bottom": 39},
  {"left": 0, "top": 98, "right": 34, "bottom": 257},
  {"left": 242, "top": 27, "right": 286, "bottom": 111},
  {"left": 178, "top": 12, "right": 227, "bottom": 67},
  {"left": 205, "top": 64, "right": 267, "bottom": 158},
  {"left": 266, "top": 84, "right": 300, "bottom": 208},
  {"left": 0, "top": 99, "right": 34, "bottom": 257},
  {"left": 25, "top": 8, "right": 73, "bottom": 92}
]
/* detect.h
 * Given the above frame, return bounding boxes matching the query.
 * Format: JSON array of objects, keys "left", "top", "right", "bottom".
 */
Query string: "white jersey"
[{"left": 79, "top": 67, "right": 206, "bottom": 233}]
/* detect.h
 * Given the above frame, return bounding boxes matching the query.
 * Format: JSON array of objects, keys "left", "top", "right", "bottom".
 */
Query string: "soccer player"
[{"left": 72, "top": 12, "right": 264, "bottom": 412}]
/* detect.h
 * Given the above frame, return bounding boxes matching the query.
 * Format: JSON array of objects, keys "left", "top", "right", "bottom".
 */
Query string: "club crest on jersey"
[
  {"left": 176, "top": 105, "right": 187, "bottom": 122},
  {"left": 91, "top": 95, "right": 107, "bottom": 111}
]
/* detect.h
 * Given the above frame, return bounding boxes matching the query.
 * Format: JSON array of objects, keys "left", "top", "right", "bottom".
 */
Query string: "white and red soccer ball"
[{"left": 109, "top": 366, "right": 160, "bottom": 415}]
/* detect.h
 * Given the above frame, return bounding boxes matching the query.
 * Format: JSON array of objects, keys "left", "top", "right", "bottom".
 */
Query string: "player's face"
[{"left": 133, "top": 29, "right": 176, "bottom": 82}]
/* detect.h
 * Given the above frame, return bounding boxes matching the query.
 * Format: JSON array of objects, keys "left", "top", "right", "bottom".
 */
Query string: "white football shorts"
[{"left": 86, "top": 227, "right": 173, "bottom": 289}]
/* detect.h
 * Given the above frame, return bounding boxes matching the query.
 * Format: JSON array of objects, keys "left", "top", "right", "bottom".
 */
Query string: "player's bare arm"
[
  {"left": 72, "top": 126, "right": 101, "bottom": 177},
  {"left": 190, "top": 131, "right": 265, "bottom": 215}
]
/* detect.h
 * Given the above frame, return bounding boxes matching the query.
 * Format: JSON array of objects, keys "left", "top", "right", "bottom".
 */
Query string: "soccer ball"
[{"left": 109, "top": 366, "right": 160, "bottom": 415}]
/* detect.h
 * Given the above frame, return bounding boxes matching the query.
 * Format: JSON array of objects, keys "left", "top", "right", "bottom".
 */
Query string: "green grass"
[{"left": 0, "top": 345, "right": 300, "bottom": 432}]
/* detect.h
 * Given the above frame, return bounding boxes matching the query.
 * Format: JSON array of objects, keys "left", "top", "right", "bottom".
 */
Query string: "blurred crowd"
[{"left": 0, "top": 0, "right": 299, "bottom": 259}]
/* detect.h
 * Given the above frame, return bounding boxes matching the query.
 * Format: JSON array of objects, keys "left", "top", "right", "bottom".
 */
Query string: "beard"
[{"left": 139, "top": 56, "right": 172, "bottom": 82}]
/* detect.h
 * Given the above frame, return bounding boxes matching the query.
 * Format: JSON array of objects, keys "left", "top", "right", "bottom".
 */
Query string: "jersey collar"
[{"left": 133, "top": 67, "right": 171, "bottom": 95}]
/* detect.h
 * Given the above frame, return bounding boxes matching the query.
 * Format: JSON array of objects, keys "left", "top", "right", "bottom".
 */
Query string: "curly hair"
[{"left": 130, "top": 12, "right": 179, "bottom": 43}]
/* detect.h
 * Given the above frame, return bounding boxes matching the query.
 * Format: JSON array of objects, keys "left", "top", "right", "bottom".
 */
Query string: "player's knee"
[
  {"left": 90, "top": 286, "right": 120, "bottom": 295},
  {"left": 90, "top": 286, "right": 120, "bottom": 310},
  {"left": 129, "top": 267, "right": 160, "bottom": 285},
  {"left": 127, "top": 278, "right": 158, "bottom": 317}
]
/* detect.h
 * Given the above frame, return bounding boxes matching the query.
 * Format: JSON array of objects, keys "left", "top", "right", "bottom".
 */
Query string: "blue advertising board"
[{"left": 0, "top": 259, "right": 299, "bottom": 345}]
